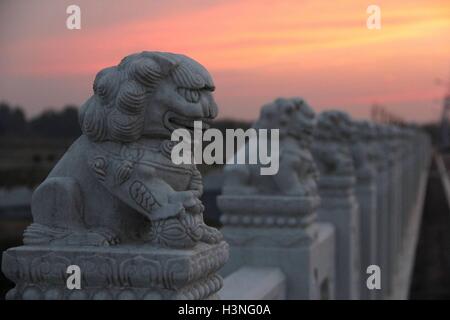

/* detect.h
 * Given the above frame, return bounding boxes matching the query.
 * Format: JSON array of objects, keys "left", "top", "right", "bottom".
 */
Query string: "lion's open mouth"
[{"left": 163, "top": 111, "right": 211, "bottom": 132}]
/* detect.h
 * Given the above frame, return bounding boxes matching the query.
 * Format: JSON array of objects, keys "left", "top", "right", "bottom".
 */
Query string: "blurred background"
[{"left": 0, "top": 0, "right": 449, "bottom": 299}]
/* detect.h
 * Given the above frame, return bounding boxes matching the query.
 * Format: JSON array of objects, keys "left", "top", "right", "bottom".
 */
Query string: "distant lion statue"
[
  {"left": 222, "top": 97, "right": 318, "bottom": 196},
  {"left": 312, "top": 110, "right": 355, "bottom": 176},
  {"left": 24, "top": 51, "right": 223, "bottom": 248}
]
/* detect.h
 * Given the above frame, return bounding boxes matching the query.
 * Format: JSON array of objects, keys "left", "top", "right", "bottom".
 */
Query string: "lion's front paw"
[
  {"left": 83, "top": 228, "right": 120, "bottom": 246},
  {"left": 199, "top": 224, "right": 223, "bottom": 244},
  {"left": 147, "top": 217, "right": 198, "bottom": 249}
]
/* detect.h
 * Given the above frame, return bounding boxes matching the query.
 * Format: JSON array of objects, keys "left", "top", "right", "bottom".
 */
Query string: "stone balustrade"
[{"left": 218, "top": 99, "right": 431, "bottom": 300}]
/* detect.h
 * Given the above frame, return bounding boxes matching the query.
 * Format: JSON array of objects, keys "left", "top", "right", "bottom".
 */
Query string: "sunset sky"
[{"left": 0, "top": 0, "right": 449, "bottom": 122}]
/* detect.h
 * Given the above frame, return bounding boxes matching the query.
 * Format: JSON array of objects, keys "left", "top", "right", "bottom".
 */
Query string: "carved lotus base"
[{"left": 2, "top": 241, "right": 229, "bottom": 300}]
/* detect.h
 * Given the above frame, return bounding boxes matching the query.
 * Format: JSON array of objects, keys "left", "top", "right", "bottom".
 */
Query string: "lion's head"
[
  {"left": 314, "top": 110, "right": 353, "bottom": 142},
  {"left": 79, "top": 51, "right": 218, "bottom": 143},
  {"left": 255, "top": 97, "right": 316, "bottom": 146}
]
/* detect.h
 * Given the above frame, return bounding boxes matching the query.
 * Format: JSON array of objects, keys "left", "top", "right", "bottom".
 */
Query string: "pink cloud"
[{"left": 0, "top": 0, "right": 449, "bottom": 122}]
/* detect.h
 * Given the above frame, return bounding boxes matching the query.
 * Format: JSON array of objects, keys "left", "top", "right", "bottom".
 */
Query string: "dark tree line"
[
  {"left": 0, "top": 103, "right": 27, "bottom": 136},
  {"left": 0, "top": 102, "right": 81, "bottom": 138},
  {"left": 1, "top": 101, "right": 441, "bottom": 144},
  {"left": 0, "top": 101, "right": 252, "bottom": 140}
]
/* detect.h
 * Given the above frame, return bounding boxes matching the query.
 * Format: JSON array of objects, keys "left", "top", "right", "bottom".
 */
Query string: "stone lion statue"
[
  {"left": 312, "top": 110, "right": 354, "bottom": 176},
  {"left": 222, "top": 97, "right": 319, "bottom": 196},
  {"left": 24, "top": 51, "right": 222, "bottom": 248},
  {"left": 349, "top": 120, "right": 376, "bottom": 180}
]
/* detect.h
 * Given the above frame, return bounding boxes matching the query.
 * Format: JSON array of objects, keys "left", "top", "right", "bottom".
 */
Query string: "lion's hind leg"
[{"left": 24, "top": 177, "right": 119, "bottom": 246}]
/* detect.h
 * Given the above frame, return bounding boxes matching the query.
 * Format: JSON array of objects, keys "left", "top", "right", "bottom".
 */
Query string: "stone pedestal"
[
  {"left": 317, "top": 176, "right": 360, "bottom": 300},
  {"left": 217, "top": 195, "right": 335, "bottom": 300},
  {"left": 2, "top": 242, "right": 228, "bottom": 300}
]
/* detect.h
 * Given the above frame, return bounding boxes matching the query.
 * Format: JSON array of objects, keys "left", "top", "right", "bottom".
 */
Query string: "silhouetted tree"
[
  {"left": 29, "top": 105, "right": 81, "bottom": 138},
  {"left": 0, "top": 102, "right": 27, "bottom": 136}
]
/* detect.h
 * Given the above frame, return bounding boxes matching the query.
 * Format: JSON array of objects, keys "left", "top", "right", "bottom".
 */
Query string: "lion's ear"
[{"left": 145, "top": 52, "right": 179, "bottom": 76}]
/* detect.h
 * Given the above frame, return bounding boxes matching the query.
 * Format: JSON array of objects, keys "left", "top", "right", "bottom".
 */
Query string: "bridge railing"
[
  {"left": 0, "top": 111, "right": 432, "bottom": 300},
  {"left": 216, "top": 111, "right": 432, "bottom": 300},
  {"left": 219, "top": 266, "right": 286, "bottom": 300}
]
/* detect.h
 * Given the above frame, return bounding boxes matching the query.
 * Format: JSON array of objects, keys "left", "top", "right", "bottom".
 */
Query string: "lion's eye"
[{"left": 177, "top": 88, "right": 201, "bottom": 103}]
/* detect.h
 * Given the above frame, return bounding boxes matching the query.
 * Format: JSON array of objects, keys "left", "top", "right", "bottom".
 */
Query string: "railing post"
[
  {"left": 364, "top": 123, "right": 387, "bottom": 299},
  {"left": 351, "top": 121, "right": 378, "bottom": 300},
  {"left": 386, "top": 126, "right": 403, "bottom": 294},
  {"left": 403, "top": 128, "right": 417, "bottom": 231},
  {"left": 398, "top": 128, "right": 410, "bottom": 249},
  {"left": 312, "top": 111, "right": 360, "bottom": 300},
  {"left": 371, "top": 124, "right": 393, "bottom": 298}
]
